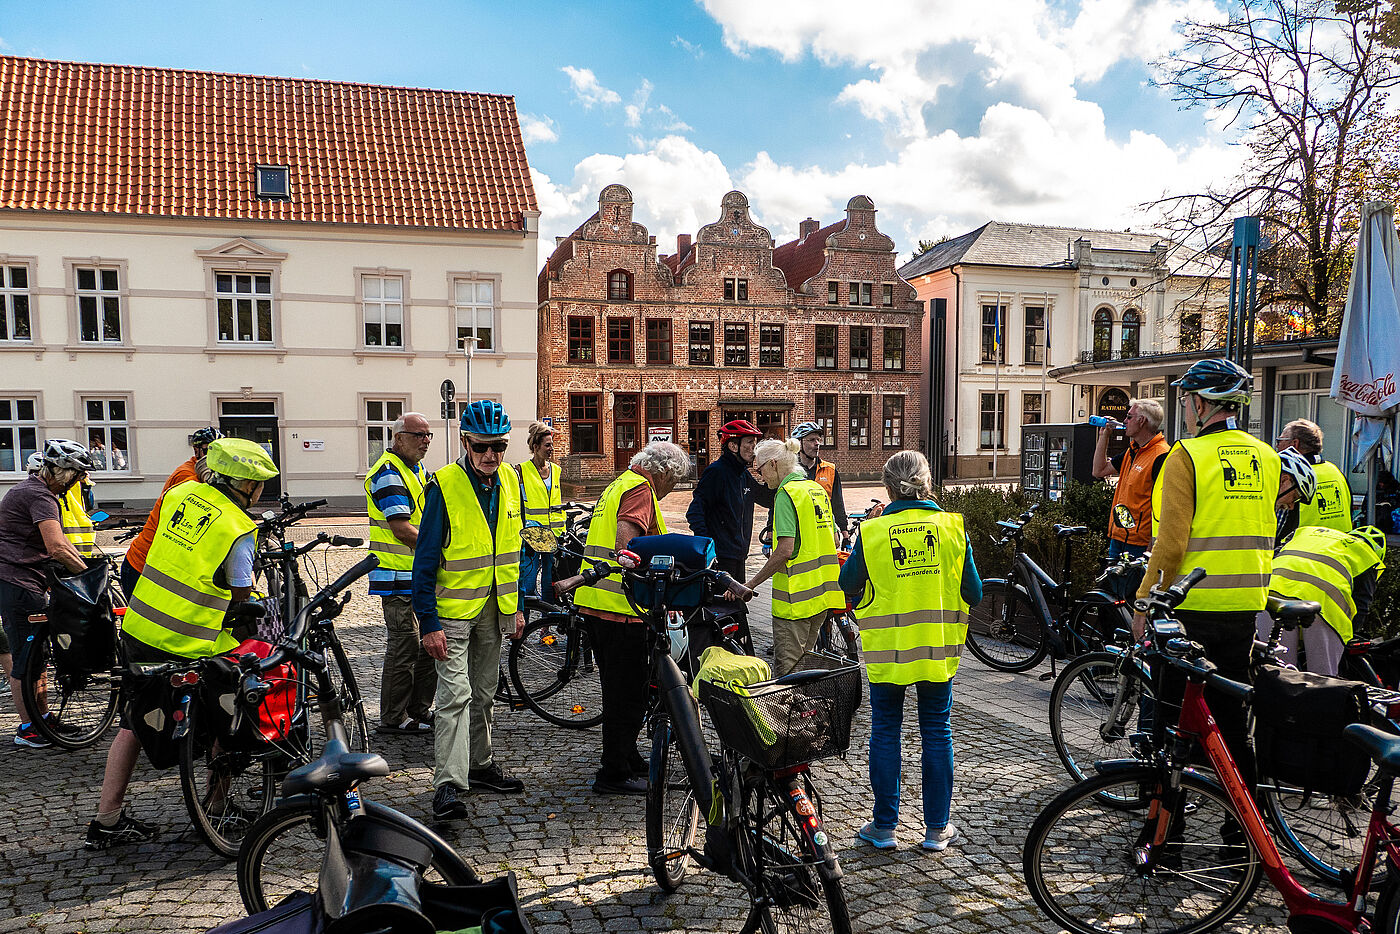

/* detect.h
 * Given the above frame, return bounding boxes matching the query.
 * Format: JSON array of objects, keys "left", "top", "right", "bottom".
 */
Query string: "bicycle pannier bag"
[
  {"left": 1252, "top": 666, "right": 1371, "bottom": 797},
  {"left": 125, "top": 671, "right": 181, "bottom": 770},
  {"left": 46, "top": 558, "right": 116, "bottom": 675},
  {"left": 205, "top": 890, "right": 325, "bottom": 934},
  {"left": 202, "top": 639, "right": 302, "bottom": 751},
  {"left": 625, "top": 534, "right": 717, "bottom": 609},
  {"left": 421, "top": 873, "right": 535, "bottom": 934}
]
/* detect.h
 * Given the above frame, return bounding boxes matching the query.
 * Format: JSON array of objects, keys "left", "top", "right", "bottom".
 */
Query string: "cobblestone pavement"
[{"left": 0, "top": 499, "right": 1292, "bottom": 933}]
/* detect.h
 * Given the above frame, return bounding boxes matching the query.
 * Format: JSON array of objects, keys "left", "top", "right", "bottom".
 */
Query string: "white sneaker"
[{"left": 922, "top": 824, "right": 963, "bottom": 852}]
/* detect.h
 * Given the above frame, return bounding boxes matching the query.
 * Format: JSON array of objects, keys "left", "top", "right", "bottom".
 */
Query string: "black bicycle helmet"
[
  {"left": 460, "top": 399, "right": 511, "bottom": 437},
  {"left": 1172, "top": 358, "right": 1253, "bottom": 408},
  {"left": 188, "top": 426, "right": 223, "bottom": 447}
]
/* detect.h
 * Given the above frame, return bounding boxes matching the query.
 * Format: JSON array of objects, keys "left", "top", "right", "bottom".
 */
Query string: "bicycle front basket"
[{"left": 698, "top": 652, "right": 861, "bottom": 770}]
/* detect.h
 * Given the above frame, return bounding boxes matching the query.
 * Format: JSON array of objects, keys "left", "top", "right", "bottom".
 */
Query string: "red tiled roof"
[
  {"left": 0, "top": 56, "right": 537, "bottom": 231},
  {"left": 772, "top": 220, "right": 843, "bottom": 291}
]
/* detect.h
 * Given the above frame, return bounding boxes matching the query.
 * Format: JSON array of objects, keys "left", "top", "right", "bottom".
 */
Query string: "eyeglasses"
[
  {"left": 469, "top": 440, "right": 509, "bottom": 454},
  {"left": 400, "top": 431, "right": 434, "bottom": 440}
]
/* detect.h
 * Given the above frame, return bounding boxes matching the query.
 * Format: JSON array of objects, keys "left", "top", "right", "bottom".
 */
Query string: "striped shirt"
[{"left": 367, "top": 459, "right": 425, "bottom": 596}]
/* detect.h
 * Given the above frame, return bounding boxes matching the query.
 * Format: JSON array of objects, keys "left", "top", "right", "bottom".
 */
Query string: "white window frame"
[
  {"left": 66, "top": 259, "right": 130, "bottom": 346},
  {"left": 196, "top": 240, "right": 287, "bottom": 355},
  {"left": 0, "top": 258, "right": 36, "bottom": 344},
  {"left": 214, "top": 272, "right": 276, "bottom": 344},
  {"left": 980, "top": 391, "right": 1008, "bottom": 450},
  {"left": 357, "top": 269, "right": 411, "bottom": 351},
  {"left": 79, "top": 394, "right": 134, "bottom": 475},
  {"left": 882, "top": 395, "right": 904, "bottom": 449},
  {"left": 0, "top": 395, "right": 41, "bottom": 475},
  {"left": 449, "top": 273, "right": 501, "bottom": 354},
  {"left": 360, "top": 395, "right": 410, "bottom": 470}
]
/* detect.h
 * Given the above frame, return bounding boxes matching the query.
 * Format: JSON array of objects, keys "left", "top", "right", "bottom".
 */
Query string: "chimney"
[
  {"left": 799, "top": 218, "right": 820, "bottom": 241},
  {"left": 676, "top": 233, "right": 692, "bottom": 255}
]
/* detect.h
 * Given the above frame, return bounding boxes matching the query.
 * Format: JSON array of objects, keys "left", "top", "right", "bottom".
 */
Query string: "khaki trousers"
[
  {"left": 380, "top": 595, "right": 437, "bottom": 727},
  {"left": 432, "top": 603, "right": 507, "bottom": 790},
  {"left": 773, "top": 611, "right": 828, "bottom": 676}
]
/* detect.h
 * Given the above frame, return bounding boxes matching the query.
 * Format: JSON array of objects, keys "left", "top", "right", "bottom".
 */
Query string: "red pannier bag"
[{"left": 208, "top": 639, "right": 303, "bottom": 748}]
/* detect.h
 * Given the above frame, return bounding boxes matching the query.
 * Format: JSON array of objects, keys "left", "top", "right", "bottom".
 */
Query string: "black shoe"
[
  {"left": 85, "top": 812, "right": 157, "bottom": 850},
  {"left": 469, "top": 763, "right": 524, "bottom": 794},
  {"left": 433, "top": 783, "right": 469, "bottom": 820},
  {"left": 44, "top": 712, "right": 84, "bottom": 737},
  {"left": 593, "top": 775, "right": 648, "bottom": 796},
  {"left": 628, "top": 751, "right": 649, "bottom": 778}
]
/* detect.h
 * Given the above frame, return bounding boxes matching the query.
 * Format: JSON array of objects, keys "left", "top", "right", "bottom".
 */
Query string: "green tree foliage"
[{"left": 1153, "top": 0, "right": 1400, "bottom": 336}]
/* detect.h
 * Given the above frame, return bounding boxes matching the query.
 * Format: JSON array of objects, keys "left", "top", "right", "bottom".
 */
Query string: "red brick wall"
[{"left": 539, "top": 186, "right": 924, "bottom": 482}]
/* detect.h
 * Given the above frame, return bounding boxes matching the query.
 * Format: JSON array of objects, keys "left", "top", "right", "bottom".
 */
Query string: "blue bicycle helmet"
[
  {"left": 460, "top": 399, "right": 511, "bottom": 437},
  {"left": 1172, "top": 358, "right": 1253, "bottom": 407},
  {"left": 790, "top": 421, "right": 824, "bottom": 440}
]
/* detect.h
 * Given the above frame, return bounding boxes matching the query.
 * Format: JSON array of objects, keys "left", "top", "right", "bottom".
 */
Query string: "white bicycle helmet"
[
  {"left": 42, "top": 439, "right": 96, "bottom": 473},
  {"left": 1278, "top": 448, "right": 1316, "bottom": 504}
]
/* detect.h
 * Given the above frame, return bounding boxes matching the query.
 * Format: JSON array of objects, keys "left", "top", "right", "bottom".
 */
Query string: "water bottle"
[{"left": 1088, "top": 415, "right": 1124, "bottom": 429}]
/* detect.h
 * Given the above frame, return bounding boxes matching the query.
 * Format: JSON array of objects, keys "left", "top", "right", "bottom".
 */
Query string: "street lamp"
[{"left": 457, "top": 333, "right": 480, "bottom": 461}]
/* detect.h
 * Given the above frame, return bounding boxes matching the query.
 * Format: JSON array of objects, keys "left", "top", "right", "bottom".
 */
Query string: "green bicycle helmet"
[
  {"left": 205, "top": 438, "right": 279, "bottom": 481},
  {"left": 1350, "top": 525, "right": 1387, "bottom": 564}
]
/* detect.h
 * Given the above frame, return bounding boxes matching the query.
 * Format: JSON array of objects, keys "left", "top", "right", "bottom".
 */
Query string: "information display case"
[{"left": 1020, "top": 423, "right": 1116, "bottom": 500}]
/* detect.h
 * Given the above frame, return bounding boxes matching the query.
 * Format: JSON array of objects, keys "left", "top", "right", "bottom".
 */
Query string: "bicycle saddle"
[
  {"left": 283, "top": 747, "right": 390, "bottom": 796},
  {"left": 1266, "top": 594, "right": 1321, "bottom": 629},
  {"left": 1344, "top": 723, "right": 1400, "bottom": 774},
  {"left": 1053, "top": 525, "right": 1090, "bottom": 538}
]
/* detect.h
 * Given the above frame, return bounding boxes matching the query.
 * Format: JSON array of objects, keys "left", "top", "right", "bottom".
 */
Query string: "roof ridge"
[
  {"left": 987, "top": 219, "right": 1164, "bottom": 239},
  {"left": 0, "top": 54, "right": 520, "bottom": 102}
]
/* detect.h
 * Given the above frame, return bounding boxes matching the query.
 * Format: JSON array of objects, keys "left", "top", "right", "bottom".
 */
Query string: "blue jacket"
[
  {"left": 685, "top": 449, "right": 775, "bottom": 562},
  {"left": 839, "top": 499, "right": 983, "bottom": 607}
]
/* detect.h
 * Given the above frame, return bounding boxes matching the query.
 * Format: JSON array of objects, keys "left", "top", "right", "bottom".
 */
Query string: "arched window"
[
  {"left": 1092, "top": 309, "right": 1113, "bottom": 361},
  {"left": 1121, "top": 309, "right": 1140, "bottom": 358},
  {"left": 607, "top": 269, "right": 633, "bottom": 301}
]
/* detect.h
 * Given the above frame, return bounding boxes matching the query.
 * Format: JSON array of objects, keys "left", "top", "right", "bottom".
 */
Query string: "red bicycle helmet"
[{"left": 717, "top": 419, "right": 762, "bottom": 442}]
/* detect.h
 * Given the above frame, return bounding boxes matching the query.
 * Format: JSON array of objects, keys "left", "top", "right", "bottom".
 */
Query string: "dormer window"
[{"left": 255, "top": 165, "right": 291, "bottom": 200}]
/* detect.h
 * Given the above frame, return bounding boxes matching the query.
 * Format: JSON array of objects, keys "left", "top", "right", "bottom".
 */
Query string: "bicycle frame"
[{"left": 1152, "top": 671, "right": 1400, "bottom": 929}]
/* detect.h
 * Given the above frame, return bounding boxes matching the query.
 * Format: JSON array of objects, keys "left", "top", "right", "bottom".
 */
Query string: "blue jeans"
[
  {"left": 868, "top": 679, "right": 953, "bottom": 832},
  {"left": 1107, "top": 539, "right": 1148, "bottom": 561},
  {"left": 520, "top": 549, "right": 554, "bottom": 600}
]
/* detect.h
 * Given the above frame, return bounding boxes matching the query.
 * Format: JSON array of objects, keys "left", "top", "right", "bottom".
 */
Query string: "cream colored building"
[
  {"left": 0, "top": 56, "right": 539, "bottom": 507},
  {"left": 899, "top": 223, "right": 1225, "bottom": 480}
]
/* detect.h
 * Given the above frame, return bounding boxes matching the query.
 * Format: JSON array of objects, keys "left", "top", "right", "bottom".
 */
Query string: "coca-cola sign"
[{"left": 1338, "top": 372, "right": 1399, "bottom": 408}]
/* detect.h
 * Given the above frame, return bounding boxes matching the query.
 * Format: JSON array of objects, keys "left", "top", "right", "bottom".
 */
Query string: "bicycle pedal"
[{"left": 1037, "top": 671, "right": 1056, "bottom": 682}]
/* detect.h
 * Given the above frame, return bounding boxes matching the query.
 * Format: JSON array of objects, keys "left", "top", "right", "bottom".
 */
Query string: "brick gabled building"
[{"left": 537, "top": 185, "right": 923, "bottom": 483}]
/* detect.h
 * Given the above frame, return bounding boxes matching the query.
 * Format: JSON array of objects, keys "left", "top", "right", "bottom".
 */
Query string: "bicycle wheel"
[
  {"left": 179, "top": 734, "right": 278, "bottom": 859},
  {"left": 1067, "top": 599, "right": 1121, "bottom": 657},
  {"left": 1023, "top": 768, "right": 1261, "bottom": 934},
  {"left": 509, "top": 616, "right": 604, "bottom": 729},
  {"left": 1258, "top": 766, "right": 1389, "bottom": 888},
  {"left": 21, "top": 626, "right": 120, "bottom": 749},
  {"left": 306, "top": 636, "right": 369, "bottom": 755},
  {"left": 964, "top": 579, "right": 1048, "bottom": 672},
  {"left": 238, "top": 800, "right": 479, "bottom": 914},
  {"left": 1049, "top": 652, "right": 1154, "bottom": 803},
  {"left": 646, "top": 716, "right": 701, "bottom": 891},
  {"left": 739, "top": 778, "right": 852, "bottom": 934}
]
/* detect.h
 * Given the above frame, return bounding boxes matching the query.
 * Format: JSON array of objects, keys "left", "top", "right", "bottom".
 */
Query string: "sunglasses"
[
  {"left": 469, "top": 440, "right": 509, "bottom": 454},
  {"left": 400, "top": 430, "right": 434, "bottom": 440}
]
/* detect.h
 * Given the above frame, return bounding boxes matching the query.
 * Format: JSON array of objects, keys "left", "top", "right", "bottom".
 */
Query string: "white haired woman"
[
  {"left": 742, "top": 438, "right": 846, "bottom": 675},
  {"left": 569, "top": 441, "right": 691, "bottom": 795},
  {"left": 839, "top": 450, "right": 981, "bottom": 851}
]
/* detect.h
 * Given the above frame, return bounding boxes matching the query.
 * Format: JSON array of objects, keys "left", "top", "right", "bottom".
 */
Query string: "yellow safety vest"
[
  {"left": 574, "top": 470, "right": 666, "bottom": 617},
  {"left": 1297, "top": 459, "right": 1353, "bottom": 532},
  {"left": 771, "top": 478, "right": 844, "bottom": 620},
  {"left": 61, "top": 481, "right": 95, "bottom": 556},
  {"left": 854, "top": 508, "right": 970, "bottom": 685},
  {"left": 364, "top": 451, "right": 426, "bottom": 573},
  {"left": 123, "top": 481, "right": 254, "bottom": 658},
  {"left": 1269, "top": 526, "right": 1384, "bottom": 643},
  {"left": 1151, "top": 429, "right": 1280, "bottom": 613},
  {"left": 518, "top": 460, "right": 564, "bottom": 534},
  {"left": 432, "top": 463, "right": 523, "bottom": 619}
]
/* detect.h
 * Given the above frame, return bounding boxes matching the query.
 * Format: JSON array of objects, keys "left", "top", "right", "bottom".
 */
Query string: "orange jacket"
[{"left": 1109, "top": 434, "right": 1170, "bottom": 547}]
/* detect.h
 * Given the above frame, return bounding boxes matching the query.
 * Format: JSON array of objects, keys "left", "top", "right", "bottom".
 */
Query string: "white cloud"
[
  {"left": 520, "top": 114, "right": 559, "bottom": 145},
  {"left": 625, "top": 80, "right": 653, "bottom": 128},
  {"left": 560, "top": 66, "right": 622, "bottom": 109},
  {"left": 0, "top": 37, "right": 10, "bottom": 50},
  {"left": 672, "top": 35, "right": 703, "bottom": 58}
]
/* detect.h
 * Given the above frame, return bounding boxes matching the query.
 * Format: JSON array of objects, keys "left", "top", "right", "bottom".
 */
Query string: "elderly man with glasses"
[
  {"left": 365, "top": 411, "right": 437, "bottom": 735},
  {"left": 413, "top": 401, "right": 526, "bottom": 819},
  {"left": 1091, "top": 399, "right": 1169, "bottom": 561}
]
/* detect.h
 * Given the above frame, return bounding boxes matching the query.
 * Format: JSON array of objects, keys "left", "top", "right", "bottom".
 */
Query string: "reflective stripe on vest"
[
  {"left": 1297, "top": 459, "right": 1353, "bottom": 532},
  {"left": 854, "top": 508, "right": 970, "bottom": 685},
  {"left": 61, "top": 483, "right": 95, "bottom": 556},
  {"left": 574, "top": 471, "right": 666, "bottom": 617},
  {"left": 1269, "top": 526, "right": 1380, "bottom": 642},
  {"left": 122, "top": 481, "right": 253, "bottom": 658},
  {"left": 771, "top": 478, "right": 844, "bottom": 620},
  {"left": 518, "top": 460, "right": 565, "bottom": 533},
  {"left": 363, "top": 451, "right": 426, "bottom": 572},
  {"left": 433, "top": 463, "right": 523, "bottom": 619},
  {"left": 1151, "top": 430, "right": 1280, "bottom": 613}
]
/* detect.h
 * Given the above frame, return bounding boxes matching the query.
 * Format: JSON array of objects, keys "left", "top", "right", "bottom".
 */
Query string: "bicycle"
[
  {"left": 1024, "top": 567, "right": 1400, "bottom": 934},
  {"left": 965, "top": 502, "right": 1125, "bottom": 675},
  {"left": 19, "top": 516, "right": 141, "bottom": 749},
  {"left": 561, "top": 548, "right": 857, "bottom": 933},
  {"left": 252, "top": 495, "right": 368, "bottom": 754}
]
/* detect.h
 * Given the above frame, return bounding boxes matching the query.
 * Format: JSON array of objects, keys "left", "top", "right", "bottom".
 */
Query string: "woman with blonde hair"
[
  {"left": 516, "top": 421, "right": 561, "bottom": 598},
  {"left": 840, "top": 450, "right": 982, "bottom": 851},
  {"left": 742, "top": 438, "right": 845, "bottom": 674}
]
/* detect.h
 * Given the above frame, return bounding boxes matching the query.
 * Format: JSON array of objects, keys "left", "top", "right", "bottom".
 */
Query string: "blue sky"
[{"left": 0, "top": 0, "right": 1241, "bottom": 262}]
